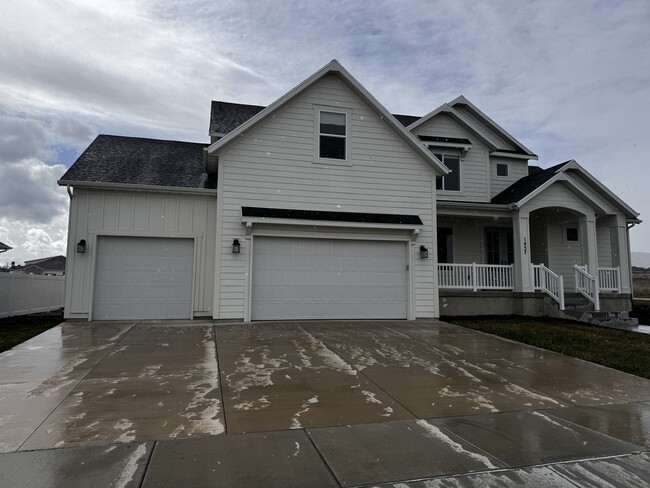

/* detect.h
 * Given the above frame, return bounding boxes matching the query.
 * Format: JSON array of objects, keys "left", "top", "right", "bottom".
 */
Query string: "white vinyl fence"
[{"left": 0, "top": 274, "right": 65, "bottom": 318}]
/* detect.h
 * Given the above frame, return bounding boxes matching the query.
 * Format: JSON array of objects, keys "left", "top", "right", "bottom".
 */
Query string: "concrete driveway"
[{"left": 2, "top": 319, "right": 650, "bottom": 487}]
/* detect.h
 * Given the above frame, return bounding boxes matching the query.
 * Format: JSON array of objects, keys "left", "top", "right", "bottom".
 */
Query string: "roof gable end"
[{"left": 207, "top": 60, "right": 449, "bottom": 175}]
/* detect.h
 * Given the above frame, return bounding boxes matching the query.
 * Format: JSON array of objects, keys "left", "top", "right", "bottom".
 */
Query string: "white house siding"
[
  {"left": 453, "top": 105, "right": 518, "bottom": 152},
  {"left": 64, "top": 188, "right": 216, "bottom": 319},
  {"left": 490, "top": 157, "right": 529, "bottom": 197},
  {"left": 216, "top": 74, "right": 437, "bottom": 320},
  {"left": 545, "top": 214, "right": 583, "bottom": 290},
  {"left": 411, "top": 113, "right": 489, "bottom": 203},
  {"left": 437, "top": 216, "right": 512, "bottom": 264},
  {"left": 596, "top": 218, "right": 613, "bottom": 268}
]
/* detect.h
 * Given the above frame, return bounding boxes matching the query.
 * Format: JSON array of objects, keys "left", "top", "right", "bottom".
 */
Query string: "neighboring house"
[
  {"left": 11, "top": 256, "right": 67, "bottom": 276},
  {"left": 58, "top": 60, "right": 640, "bottom": 322},
  {"left": 0, "top": 242, "right": 11, "bottom": 255}
]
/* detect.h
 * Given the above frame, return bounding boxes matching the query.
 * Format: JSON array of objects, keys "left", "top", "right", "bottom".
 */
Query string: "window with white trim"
[
  {"left": 433, "top": 153, "right": 460, "bottom": 191},
  {"left": 319, "top": 111, "right": 346, "bottom": 160},
  {"left": 496, "top": 163, "right": 508, "bottom": 177}
]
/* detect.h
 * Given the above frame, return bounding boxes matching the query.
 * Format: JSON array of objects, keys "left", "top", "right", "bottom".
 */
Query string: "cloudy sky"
[{"left": 1, "top": 0, "right": 649, "bottom": 265}]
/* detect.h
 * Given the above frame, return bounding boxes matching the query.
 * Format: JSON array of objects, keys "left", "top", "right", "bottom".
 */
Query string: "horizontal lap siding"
[
  {"left": 412, "top": 114, "right": 489, "bottom": 202},
  {"left": 65, "top": 189, "right": 216, "bottom": 318},
  {"left": 597, "top": 220, "right": 613, "bottom": 267},
  {"left": 490, "top": 157, "right": 529, "bottom": 197},
  {"left": 218, "top": 74, "right": 436, "bottom": 319},
  {"left": 546, "top": 215, "right": 582, "bottom": 290}
]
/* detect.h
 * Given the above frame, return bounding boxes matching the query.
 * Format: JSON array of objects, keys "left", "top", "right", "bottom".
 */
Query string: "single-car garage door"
[
  {"left": 93, "top": 237, "right": 194, "bottom": 320},
  {"left": 251, "top": 237, "right": 407, "bottom": 320}
]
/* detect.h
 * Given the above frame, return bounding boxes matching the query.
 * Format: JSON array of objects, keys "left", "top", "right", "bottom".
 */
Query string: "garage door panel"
[
  {"left": 252, "top": 237, "right": 407, "bottom": 320},
  {"left": 93, "top": 237, "right": 193, "bottom": 320}
]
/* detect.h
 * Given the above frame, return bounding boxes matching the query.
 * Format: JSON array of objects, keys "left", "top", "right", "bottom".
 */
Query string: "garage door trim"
[
  {"left": 89, "top": 233, "right": 197, "bottom": 321},
  {"left": 247, "top": 232, "right": 413, "bottom": 321}
]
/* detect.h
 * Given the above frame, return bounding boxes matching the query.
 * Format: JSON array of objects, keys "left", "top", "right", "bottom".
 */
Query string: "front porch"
[
  {"left": 435, "top": 203, "right": 634, "bottom": 320},
  {"left": 438, "top": 262, "right": 624, "bottom": 312}
]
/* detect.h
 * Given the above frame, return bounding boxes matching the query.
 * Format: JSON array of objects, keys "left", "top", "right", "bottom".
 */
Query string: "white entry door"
[
  {"left": 93, "top": 237, "right": 194, "bottom": 320},
  {"left": 251, "top": 237, "right": 408, "bottom": 320}
]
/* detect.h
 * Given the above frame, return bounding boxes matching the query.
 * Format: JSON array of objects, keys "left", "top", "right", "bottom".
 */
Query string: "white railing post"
[
  {"left": 616, "top": 266, "right": 621, "bottom": 293},
  {"left": 471, "top": 263, "right": 477, "bottom": 292},
  {"left": 594, "top": 273, "right": 600, "bottom": 311},
  {"left": 559, "top": 275, "right": 565, "bottom": 310}
]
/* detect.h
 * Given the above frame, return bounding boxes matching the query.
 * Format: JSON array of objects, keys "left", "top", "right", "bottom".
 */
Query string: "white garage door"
[
  {"left": 93, "top": 237, "right": 194, "bottom": 320},
  {"left": 251, "top": 237, "right": 408, "bottom": 320}
]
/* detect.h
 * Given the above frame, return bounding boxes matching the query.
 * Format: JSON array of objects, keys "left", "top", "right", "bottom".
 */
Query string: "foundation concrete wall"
[{"left": 439, "top": 291, "right": 632, "bottom": 318}]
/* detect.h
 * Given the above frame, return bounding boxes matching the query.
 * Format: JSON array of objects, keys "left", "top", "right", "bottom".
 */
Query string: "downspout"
[
  {"left": 66, "top": 184, "right": 73, "bottom": 199},
  {"left": 627, "top": 222, "right": 636, "bottom": 299}
]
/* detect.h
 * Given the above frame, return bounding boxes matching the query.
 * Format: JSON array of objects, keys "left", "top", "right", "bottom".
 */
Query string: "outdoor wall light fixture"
[
  {"left": 419, "top": 245, "right": 429, "bottom": 259},
  {"left": 232, "top": 239, "right": 241, "bottom": 254},
  {"left": 77, "top": 239, "right": 87, "bottom": 254}
]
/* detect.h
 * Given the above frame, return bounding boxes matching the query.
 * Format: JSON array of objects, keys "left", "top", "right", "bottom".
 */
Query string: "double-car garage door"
[
  {"left": 93, "top": 236, "right": 194, "bottom": 320},
  {"left": 251, "top": 237, "right": 408, "bottom": 320}
]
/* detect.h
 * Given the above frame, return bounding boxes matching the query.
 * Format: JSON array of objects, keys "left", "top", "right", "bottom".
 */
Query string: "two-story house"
[{"left": 58, "top": 60, "right": 640, "bottom": 323}]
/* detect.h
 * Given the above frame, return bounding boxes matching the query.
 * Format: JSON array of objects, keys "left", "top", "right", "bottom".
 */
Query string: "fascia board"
[
  {"left": 57, "top": 180, "right": 217, "bottom": 195},
  {"left": 562, "top": 160, "right": 640, "bottom": 218},
  {"left": 449, "top": 95, "right": 537, "bottom": 157}
]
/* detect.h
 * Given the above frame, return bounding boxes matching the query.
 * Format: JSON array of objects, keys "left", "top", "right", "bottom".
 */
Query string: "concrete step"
[{"left": 562, "top": 309, "right": 639, "bottom": 331}]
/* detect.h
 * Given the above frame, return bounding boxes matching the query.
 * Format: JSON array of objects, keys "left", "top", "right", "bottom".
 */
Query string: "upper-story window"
[
  {"left": 433, "top": 153, "right": 460, "bottom": 191},
  {"left": 496, "top": 163, "right": 509, "bottom": 177},
  {"left": 319, "top": 111, "right": 346, "bottom": 160}
]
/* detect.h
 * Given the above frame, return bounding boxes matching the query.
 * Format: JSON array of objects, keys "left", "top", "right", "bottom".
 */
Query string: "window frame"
[
  {"left": 431, "top": 150, "right": 462, "bottom": 192},
  {"left": 314, "top": 106, "right": 351, "bottom": 165},
  {"left": 496, "top": 163, "right": 509, "bottom": 177},
  {"left": 564, "top": 226, "right": 579, "bottom": 244}
]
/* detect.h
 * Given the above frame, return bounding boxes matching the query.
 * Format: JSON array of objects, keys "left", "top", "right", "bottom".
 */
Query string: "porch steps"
[{"left": 557, "top": 295, "right": 638, "bottom": 331}]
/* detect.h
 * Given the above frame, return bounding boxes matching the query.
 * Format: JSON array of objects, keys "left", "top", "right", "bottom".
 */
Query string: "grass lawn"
[
  {"left": 443, "top": 315, "right": 650, "bottom": 379},
  {"left": 0, "top": 312, "right": 63, "bottom": 353}
]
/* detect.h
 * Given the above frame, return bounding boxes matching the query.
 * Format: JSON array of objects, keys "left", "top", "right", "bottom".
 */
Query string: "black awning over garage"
[{"left": 241, "top": 207, "right": 423, "bottom": 226}]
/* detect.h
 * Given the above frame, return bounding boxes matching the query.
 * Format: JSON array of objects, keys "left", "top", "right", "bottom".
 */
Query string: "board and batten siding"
[
  {"left": 64, "top": 188, "right": 216, "bottom": 319},
  {"left": 411, "top": 113, "right": 490, "bottom": 203},
  {"left": 216, "top": 74, "right": 438, "bottom": 320}
]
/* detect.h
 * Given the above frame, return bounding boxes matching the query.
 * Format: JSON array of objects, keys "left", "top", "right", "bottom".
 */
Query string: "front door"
[{"left": 486, "top": 229, "right": 513, "bottom": 265}]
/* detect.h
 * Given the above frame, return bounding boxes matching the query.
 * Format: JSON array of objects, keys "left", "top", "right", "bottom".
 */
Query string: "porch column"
[
  {"left": 615, "top": 214, "right": 632, "bottom": 294},
  {"left": 512, "top": 210, "right": 533, "bottom": 292},
  {"left": 579, "top": 211, "right": 598, "bottom": 277}
]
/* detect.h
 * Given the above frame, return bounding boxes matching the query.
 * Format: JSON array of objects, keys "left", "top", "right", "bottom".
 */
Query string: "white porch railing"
[
  {"left": 598, "top": 267, "right": 621, "bottom": 293},
  {"left": 0, "top": 273, "right": 65, "bottom": 318},
  {"left": 532, "top": 264, "right": 565, "bottom": 310},
  {"left": 438, "top": 263, "right": 513, "bottom": 291},
  {"left": 574, "top": 265, "right": 600, "bottom": 311}
]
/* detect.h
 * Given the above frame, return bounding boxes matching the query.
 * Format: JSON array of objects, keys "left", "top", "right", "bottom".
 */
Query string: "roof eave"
[
  {"left": 449, "top": 95, "right": 537, "bottom": 157},
  {"left": 57, "top": 180, "right": 217, "bottom": 195},
  {"left": 207, "top": 60, "right": 449, "bottom": 175}
]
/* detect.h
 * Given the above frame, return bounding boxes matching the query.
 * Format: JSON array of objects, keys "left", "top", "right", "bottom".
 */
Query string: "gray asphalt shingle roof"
[
  {"left": 491, "top": 161, "right": 570, "bottom": 204},
  {"left": 210, "top": 101, "right": 265, "bottom": 135},
  {"left": 59, "top": 135, "right": 215, "bottom": 189},
  {"left": 209, "top": 101, "right": 421, "bottom": 135}
]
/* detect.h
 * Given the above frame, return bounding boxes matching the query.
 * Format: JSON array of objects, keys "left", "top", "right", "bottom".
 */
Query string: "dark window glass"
[
  {"left": 319, "top": 112, "right": 346, "bottom": 159},
  {"left": 497, "top": 163, "right": 508, "bottom": 176},
  {"left": 432, "top": 152, "right": 460, "bottom": 191},
  {"left": 566, "top": 227, "right": 579, "bottom": 242},
  {"left": 320, "top": 135, "right": 345, "bottom": 159},
  {"left": 444, "top": 156, "right": 460, "bottom": 191},
  {"left": 437, "top": 227, "right": 453, "bottom": 263}
]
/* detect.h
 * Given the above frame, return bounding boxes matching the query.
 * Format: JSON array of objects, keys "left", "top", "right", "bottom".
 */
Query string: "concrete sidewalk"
[{"left": 1, "top": 319, "right": 650, "bottom": 486}]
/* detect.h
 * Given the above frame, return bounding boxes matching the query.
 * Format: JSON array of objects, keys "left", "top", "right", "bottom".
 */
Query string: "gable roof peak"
[{"left": 207, "top": 60, "right": 449, "bottom": 175}]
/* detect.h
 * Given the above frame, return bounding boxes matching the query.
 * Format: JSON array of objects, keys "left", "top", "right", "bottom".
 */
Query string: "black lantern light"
[
  {"left": 419, "top": 245, "right": 428, "bottom": 259},
  {"left": 232, "top": 239, "right": 241, "bottom": 254},
  {"left": 77, "top": 239, "right": 87, "bottom": 254}
]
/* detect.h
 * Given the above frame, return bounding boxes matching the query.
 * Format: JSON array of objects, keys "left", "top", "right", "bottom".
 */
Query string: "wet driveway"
[{"left": 1, "top": 319, "right": 650, "bottom": 486}]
